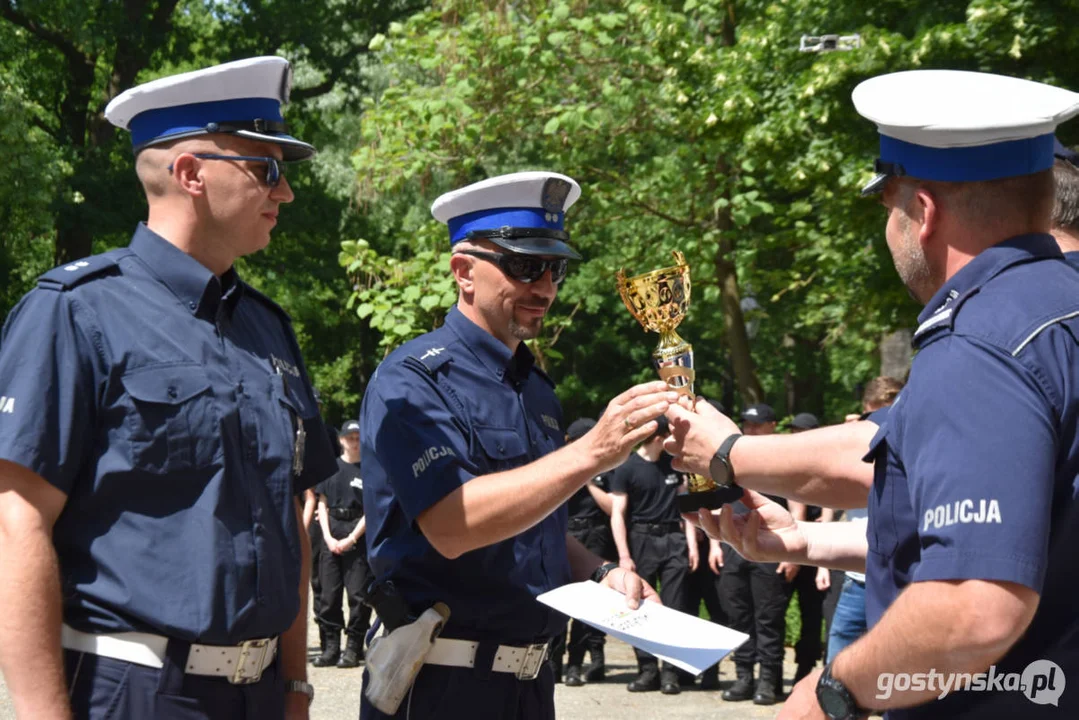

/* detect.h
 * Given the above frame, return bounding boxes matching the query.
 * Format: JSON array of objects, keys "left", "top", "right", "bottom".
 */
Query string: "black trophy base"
[{"left": 678, "top": 485, "right": 744, "bottom": 513}]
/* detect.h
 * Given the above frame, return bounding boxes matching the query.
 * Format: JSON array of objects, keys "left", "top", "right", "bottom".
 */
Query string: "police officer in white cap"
[
  {"left": 358, "top": 171, "right": 676, "bottom": 719},
  {"left": 0, "top": 57, "right": 336, "bottom": 718},
  {"left": 663, "top": 69, "right": 1079, "bottom": 719}
]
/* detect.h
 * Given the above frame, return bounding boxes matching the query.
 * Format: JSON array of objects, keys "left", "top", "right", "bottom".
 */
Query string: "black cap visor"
[{"left": 464, "top": 226, "right": 582, "bottom": 259}]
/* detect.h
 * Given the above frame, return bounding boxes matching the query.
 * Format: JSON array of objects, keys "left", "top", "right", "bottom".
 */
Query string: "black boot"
[
  {"left": 337, "top": 636, "right": 363, "bottom": 668},
  {"left": 753, "top": 665, "right": 781, "bottom": 705},
  {"left": 583, "top": 648, "right": 605, "bottom": 682},
  {"left": 311, "top": 633, "right": 340, "bottom": 667},
  {"left": 660, "top": 668, "right": 681, "bottom": 695},
  {"left": 700, "top": 664, "right": 720, "bottom": 690},
  {"left": 722, "top": 665, "right": 754, "bottom": 701},
  {"left": 627, "top": 665, "right": 660, "bottom": 692},
  {"left": 564, "top": 664, "right": 584, "bottom": 687}
]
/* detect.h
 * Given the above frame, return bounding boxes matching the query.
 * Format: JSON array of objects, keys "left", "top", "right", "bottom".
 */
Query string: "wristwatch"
[
  {"left": 285, "top": 679, "right": 315, "bottom": 706},
  {"left": 590, "top": 561, "right": 619, "bottom": 583},
  {"left": 708, "top": 433, "right": 742, "bottom": 487},
  {"left": 816, "top": 662, "right": 866, "bottom": 720}
]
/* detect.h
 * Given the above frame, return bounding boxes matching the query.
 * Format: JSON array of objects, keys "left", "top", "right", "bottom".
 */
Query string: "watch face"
[
  {"left": 709, "top": 455, "right": 731, "bottom": 487},
  {"left": 818, "top": 686, "right": 850, "bottom": 718}
]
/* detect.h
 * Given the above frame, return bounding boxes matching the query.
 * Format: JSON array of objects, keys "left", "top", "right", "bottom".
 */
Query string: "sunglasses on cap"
[
  {"left": 455, "top": 250, "right": 570, "bottom": 284},
  {"left": 167, "top": 154, "right": 286, "bottom": 187}
]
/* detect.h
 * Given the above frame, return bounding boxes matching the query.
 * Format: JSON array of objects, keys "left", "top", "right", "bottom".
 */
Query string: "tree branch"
[
  {"left": 0, "top": 0, "right": 82, "bottom": 64},
  {"left": 586, "top": 165, "right": 700, "bottom": 229}
]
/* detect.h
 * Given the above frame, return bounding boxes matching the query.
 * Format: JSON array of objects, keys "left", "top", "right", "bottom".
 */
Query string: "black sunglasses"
[
  {"left": 455, "top": 250, "right": 570, "bottom": 284},
  {"left": 168, "top": 154, "right": 286, "bottom": 187}
]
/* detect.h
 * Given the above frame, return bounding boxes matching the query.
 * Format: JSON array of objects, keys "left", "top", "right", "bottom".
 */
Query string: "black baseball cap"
[
  {"left": 339, "top": 420, "right": 360, "bottom": 435},
  {"left": 741, "top": 403, "right": 776, "bottom": 424},
  {"left": 566, "top": 418, "right": 596, "bottom": 441},
  {"left": 791, "top": 412, "right": 820, "bottom": 430}
]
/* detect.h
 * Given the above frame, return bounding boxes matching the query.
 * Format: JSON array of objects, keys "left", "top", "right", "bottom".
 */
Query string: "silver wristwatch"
[{"left": 285, "top": 679, "right": 315, "bottom": 706}]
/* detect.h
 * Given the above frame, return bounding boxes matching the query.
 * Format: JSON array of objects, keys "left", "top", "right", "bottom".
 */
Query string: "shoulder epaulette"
[
  {"left": 406, "top": 344, "right": 454, "bottom": 376},
  {"left": 37, "top": 253, "right": 122, "bottom": 291}
]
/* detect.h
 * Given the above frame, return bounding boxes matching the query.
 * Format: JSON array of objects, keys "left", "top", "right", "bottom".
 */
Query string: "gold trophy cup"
[{"left": 617, "top": 251, "right": 742, "bottom": 512}]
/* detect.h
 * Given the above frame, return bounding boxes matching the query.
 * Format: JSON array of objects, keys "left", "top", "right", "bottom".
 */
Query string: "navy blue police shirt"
[
  {"left": 1066, "top": 249, "right": 1079, "bottom": 271},
  {"left": 361, "top": 306, "right": 570, "bottom": 644},
  {"left": 863, "top": 234, "right": 1079, "bottom": 718},
  {"left": 0, "top": 224, "right": 336, "bottom": 645}
]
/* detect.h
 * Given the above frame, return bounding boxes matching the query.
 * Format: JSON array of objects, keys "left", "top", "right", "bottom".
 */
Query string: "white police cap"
[
  {"left": 104, "top": 56, "right": 315, "bottom": 161},
  {"left": 853, "top": 70, "right": 1079, "bottom": 195},
  {"left": 431, "top": 171, "right": 582, "bottom": 259}
]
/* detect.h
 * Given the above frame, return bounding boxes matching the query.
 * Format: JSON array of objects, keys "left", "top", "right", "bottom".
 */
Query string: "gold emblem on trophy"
[{"left": 617, "top": 250, "right": 741, "bottom": 512}]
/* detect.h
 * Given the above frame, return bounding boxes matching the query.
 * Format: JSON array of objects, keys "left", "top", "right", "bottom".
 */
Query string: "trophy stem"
[{"left": 652, "top": 330, "right": 695, "bottom": 396}]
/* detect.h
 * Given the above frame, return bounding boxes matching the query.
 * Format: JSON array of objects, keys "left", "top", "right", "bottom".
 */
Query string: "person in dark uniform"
[
  {"left": 666, "top": 70, "right": 1079, "bottom": 719},
  {"left": 684, "top": 526, "right": 727, "bottom": 690},
  {"left": 359, "top": 172, "right": 674, "bottom": 720},
  {"left": 609, "top": 415, "right": 690, "bottom": 696},
  {"left": 716, "top": 403, "right": 791, "bottom": 706},
  {"left": 0, "top": 57, "right": 336, "bottom": 719},
  {"left": 550, "top": 417, "right": 616, "bottom": 687},
  {"left": 785, "top": 412, "right": 829, "bottom": 684},
  {"left": 312, "top": 420, "right": 371, "bottom": 669},
  {"left": 305, "top": 393, "right": 341, "bottom": 665}
]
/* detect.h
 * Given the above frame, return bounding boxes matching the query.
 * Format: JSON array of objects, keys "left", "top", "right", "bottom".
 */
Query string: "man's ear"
[
  {"left": 170, "top": 154, "right": 206, "bottom": 197},
  {"left": 449, "top": 252, "right": 475, "bottom": 296},
  {"left": 913, "top": 186, "right": 939, "bottom": 249}
]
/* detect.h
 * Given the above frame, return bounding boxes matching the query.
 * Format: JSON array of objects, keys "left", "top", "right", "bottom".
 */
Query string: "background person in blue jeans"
[{"left": 826, "top": 376, "right": 903, "bottom": 662}]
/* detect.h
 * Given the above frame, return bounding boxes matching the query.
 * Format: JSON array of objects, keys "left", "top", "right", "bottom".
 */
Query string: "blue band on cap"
[
  {"left": 879, "top": 133, "right": 1055, "bottom": 183},
  {"left": 447, "top": 208, "right": 563, "bottom": 244},
  {"left": 128, "top": 97, "right": 284, "bottom": 148}
]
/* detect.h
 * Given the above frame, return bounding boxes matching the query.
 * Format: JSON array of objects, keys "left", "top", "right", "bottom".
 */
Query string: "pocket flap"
[
  {"left": 122, "top": 365, "right": 212, "bottom": 405},
  {"left": 475, "top": 425, "right": 527, "bottom": 460}
]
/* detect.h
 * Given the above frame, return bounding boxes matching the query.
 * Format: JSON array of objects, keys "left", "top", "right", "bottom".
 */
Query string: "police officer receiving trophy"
[
  {"left": 359, "top": 171, "right": 676, "bottom": 719},
  {"left": 0, "top": 57, "right": 336, "bottom": 718},
  {"left": 665, "top": 70, "right": 1079, "bottom": 719}
]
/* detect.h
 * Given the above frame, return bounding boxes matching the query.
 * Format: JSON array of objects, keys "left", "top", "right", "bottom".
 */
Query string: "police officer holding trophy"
[
  {"left": 359, "top": 172, "right": 674, "bottom": 719},
  {"left": 666, "top": 70, "right": 1079, "bottom": 719}
]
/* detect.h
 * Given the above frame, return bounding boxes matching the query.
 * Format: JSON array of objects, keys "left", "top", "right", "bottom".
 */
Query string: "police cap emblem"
[{"left": 541, "top": 177, "right": 572, "bottom": 214}]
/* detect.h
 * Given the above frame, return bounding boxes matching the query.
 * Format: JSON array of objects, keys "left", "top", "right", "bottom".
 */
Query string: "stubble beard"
[
  {"left": 891, "top": 212, "right": 934, "bottom": 304},
  {"left": 509, "top": 316, "right": 544, "bottom": 341}
]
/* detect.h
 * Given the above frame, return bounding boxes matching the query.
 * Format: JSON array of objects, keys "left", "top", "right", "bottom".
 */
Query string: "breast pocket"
[
  {"left": 260, "top": 374, "right": 301, "bottom": 485},
  {"left": 121, "top": 364, "right": 219, "bottom": 474},
  {"left": 865, "top": 430, "right": 900, "bottom": 558},
  {"left": 474, "top": 425, "right": 529, "bottom": 473}
]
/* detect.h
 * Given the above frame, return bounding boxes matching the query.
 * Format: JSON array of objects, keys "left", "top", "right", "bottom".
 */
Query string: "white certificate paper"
[{"left": 537, "top": 581, "right": 749, "bottom": 675}]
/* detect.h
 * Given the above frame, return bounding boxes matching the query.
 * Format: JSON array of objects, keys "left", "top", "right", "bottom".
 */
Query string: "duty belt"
[
  {"left": 632, "top": 520, "right": 682, "bottom": 535},
  {"left": 61, "top": 625, "right": 277, "bottom": 684},
  {"left": 424, "top": 638, "right": 550, "bottom": 681},
  {"left": 329, "top": 507, "right": 362, "bottom": 521}
]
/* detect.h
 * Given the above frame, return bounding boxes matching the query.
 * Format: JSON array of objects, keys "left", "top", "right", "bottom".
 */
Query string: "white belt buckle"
[
  {"left": 516, "top": 642, "right": 548, "bottom": 681},
  {"left": 231, "top": 638, "right": 272, "bottom": 685}
]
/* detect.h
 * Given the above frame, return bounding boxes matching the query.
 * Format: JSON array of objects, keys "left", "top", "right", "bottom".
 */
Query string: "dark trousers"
[
  {"left": 360, "top": 661, "right": 555, "bottom": 719},
  {"left": 65, "top": 645, "right": 283, "bottom": 720},
  {"left": 686, "top": 550, "right": 726, "bottom": 626},
  {"left": 629, "top": 527, "right": 688, "bottom": 671},
  {"left": 320, "top": 521, "right": 372, "bottom": 641},
  {"left": 792, "top": 565, "right": 827, "bottom": 667},
  {"left": 719, "top": 549, "right": 791, "bottom": 668},
  {"left": 551, "top": 522, "right": 614, "bottom": 666},
  {"left": 309, "top": 521, "right": 326, "bottom": 631}
]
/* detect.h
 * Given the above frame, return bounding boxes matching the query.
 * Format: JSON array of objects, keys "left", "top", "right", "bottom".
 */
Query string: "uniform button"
[
  {"left": 189, "top": 301, "right": 197, "bottom": 310},
  {"left": 167, "top": 387, "right": 178, "bottom": 399},
  {"left": 497, "top": 444, "right": 505, "bottom": 453}
]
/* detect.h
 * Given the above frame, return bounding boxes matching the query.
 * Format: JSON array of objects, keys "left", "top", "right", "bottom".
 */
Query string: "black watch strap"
[
  {"left": 816, "top": 662, "right": 867, "bottom": 720},
  {"left": 590, "top": 561, "right": 618, "bottom": 583},
  {"left": 709, "top": 433, "right": 742, "bottom": 487}
]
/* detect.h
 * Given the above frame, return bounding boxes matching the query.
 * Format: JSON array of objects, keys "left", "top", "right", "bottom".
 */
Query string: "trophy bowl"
[
  {"left": 616, "top": 251, "right": 695, "bottom": 395},
  {"left": 617, "top": 250, "right": 742, "bottom": 511}
]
